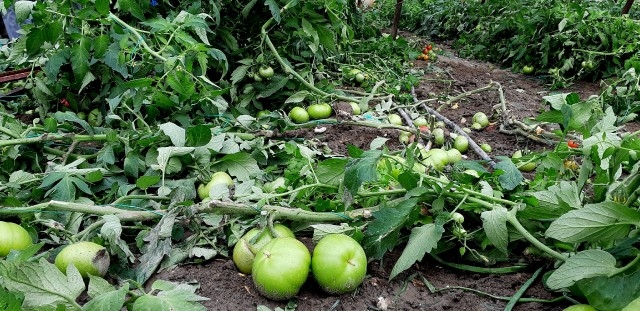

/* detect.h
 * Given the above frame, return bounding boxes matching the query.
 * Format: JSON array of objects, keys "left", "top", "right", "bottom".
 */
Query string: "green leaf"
[
  {"left": 166, "top": 71, "right": 196, "bottom": 99},
  {"left": 316, "top": 158, "right": 348, "bottom": 186},
  {"left": 134, "top": 211, "right": 178, "bottom": 284},
  {"left": 44, "top": 49, "right": 70, "bottom": 78},
  {"left": 264, "top": 0, "right": 281, "bottom": 23},
  {"left": 577, "top": 270, "right": 640, "bottom": 311},
  {"left": 0, "top": 259, "right": 85, "bottom": 309},
  {"left": 45, "top": 21, "right": 63, "bottom": 43},
  {"left": 389, "top": 223, "right": 444, "bottom": 279},
  {"left": 132, "top": 281, "right": 208, "bottom": 311},
  {"left": 545, "top": 201, "right": 640, "bottom": 243},
  {"left": 26, "top": 28, "right": 45, "bottom": 55},
  {"left": 14, "top": 0, "right": 35, "bottom": 23},
  {"left": 363, "top": 198, "right": 419, "bottom": 259},
  {"left": 546, "top": 250, "right": 618, "bottom": 290},
  {"left": 495, "top": 157, "right": 523, "bottom": 191},
  {"left": 100, "top": 215, "right": 136, "bottom": 263},
  {"left": 104, "top": 43, "right": 129, "bottom": 78},
  {"left": 159, "top": 122, "right": 186, "bottom": 147},
  {"left": 257, "top": 76, "right": 289, "bottom": 99},
  {"left": 44, "top": 175, "right": 76, "bottom": 201},
  {"left": 83, "top": 282, "right": 128, "bottom": 311},
  {"left": 186, "top": 125, "right": 212, "bottom": 147},
  {"left": 481, "top": 206, "right": 509, "bottom": 255},
  {"left": 344, "top": 150, "right": 381, "bottom": 196},
  {"left": 71, "top": 38, "right": 91, "bottom": 83},
  {"left": 0, "top": 286, "right": 23, "bottom": 310},
  {"left": 95, "top": 0, "right": 110, "bottom": 16},
  {"left": 284, "top": 91, "right": 311, "bottom": 104},
  {"left": 137, "top": 176, "right": 161, "bottom": 190},
  {"left": 214, "top": 153, "right": 259, "bottom": 182}
]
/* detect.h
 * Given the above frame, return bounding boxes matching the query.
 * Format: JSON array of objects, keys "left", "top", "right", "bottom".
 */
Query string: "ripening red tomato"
[{"left": 567, "top": 140, "right": 579, "bottom": 148}]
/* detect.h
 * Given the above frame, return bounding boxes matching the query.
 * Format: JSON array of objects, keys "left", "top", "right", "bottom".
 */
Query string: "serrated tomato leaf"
[
  {"left": 343, "top": 150, "right": 381, "bottom": 196},
  {"left": 546, "top": 250, "right": 618, "bottom": 290},
  {"left": 577, "top": 269, "right": 640, "bottom": 311},
  {"left": 390, "top": 223, "right": 444, "bottom": 280}
]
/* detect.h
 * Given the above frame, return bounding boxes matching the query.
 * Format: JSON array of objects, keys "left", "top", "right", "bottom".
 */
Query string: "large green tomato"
[
  {"left": 562, "top": 305, "right": 597, "bottom": 311},
  {"left": 289, "top": 107, "right": 310, "bottom": 123},
  {"left": 453, "top": 135, "right": 469, "bottom": 153},
  {"left": 252, "top": 237, "right": 311, "bottom": 301},
  {"left": 311, "top": 234, "right": 367, "bottom": 294},
  {"left": 307, "top": 103, "right": 332, "bottom": 120},
  {"left": 197, "top": 172, "right": 234, "bottom": 200},
  {"left": 446, "top": 148, "right": 463, "bottom": 164},
  {"left": 55, "top": 241, "right": 110, "bottom": 277},
  {"left": 232, "top": 224, "right": 295, "bottom": 274},
  {"left": 472, "top": 112, "right": 489, "bottom": 128},
  {"left": 0, "top": 221, "right": 33, "bottom": 257}
]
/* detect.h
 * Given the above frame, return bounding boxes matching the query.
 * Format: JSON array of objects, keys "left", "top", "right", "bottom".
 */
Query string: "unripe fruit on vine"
[
  {"left": 413, "top": 117, "right": 428, "bottom": 127},
  {"left": 198, "top": 172, "right": 234, "bottom": 200},
  {"left": 289, "top": 107, "right": 310, "bottom": 123},
  {"left": 0, "top": 221, "right": 32, "bottom": 257},
  {"left": 349, "top": 102, "right": 361, "bottom": 115},
  {"left": 55, "top": 241, "right": 110, "bottom": 277}
]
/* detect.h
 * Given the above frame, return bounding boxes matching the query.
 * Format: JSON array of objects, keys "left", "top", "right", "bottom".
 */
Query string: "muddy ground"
[{"left": 151, "top": 40, "right": 607, "bottom": 310}]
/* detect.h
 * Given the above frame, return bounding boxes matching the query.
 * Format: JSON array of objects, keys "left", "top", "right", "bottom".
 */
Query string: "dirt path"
[{"left": 150, "top": 41, "right": 605, "bottom": 310}]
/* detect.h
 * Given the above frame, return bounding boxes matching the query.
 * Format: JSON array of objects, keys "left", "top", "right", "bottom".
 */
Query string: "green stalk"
[
  {"left": 506, "top": 209, "right": 568, "bottom": 261},
  {"left": 0, "top": 125, "right": 19, "bottom": 138},
  {"left": 260, "top": 1, "right": 359, "bottom": 104},
  {"left": 0, "top": 133, "right": 108, "bottom": 147},
  {"left": 610, "top": 254, "right": 640, "bottom": 276},
  {"left": 107, "top": 13, "right": 167, "bottom": 62}
]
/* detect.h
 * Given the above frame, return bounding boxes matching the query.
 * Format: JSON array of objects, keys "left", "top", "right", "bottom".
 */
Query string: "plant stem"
[
  {"left": 260, "top": 1, "right": 359, "bottom": 104},
  {"left": 0, "top": 133, "right": 108, "bottom": 147},
  {"left": 611, "top": 254, "right": 640, "bottom": 276},
  {"left": 0, "top": 125, "right": 19, "bottom": 138},
  {"left": 108, "top": 13, "right": 167, "bottom": 62},
  {"left": 0, "top": 201, "right": 161, "bottom": 222},
  {"left": 263, "top": 183, "right": 338, "bottom": 199},
  {"left": 506, "top": 209, "right": 568, "bottom": 261}
]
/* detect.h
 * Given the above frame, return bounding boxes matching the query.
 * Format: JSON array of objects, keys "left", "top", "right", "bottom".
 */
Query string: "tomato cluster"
[
  {"left": 233, "top": 226, "right": 368, "bottom": 301},
  {"left": 417, "top": 44, "right": 437, "bottom": 61}
]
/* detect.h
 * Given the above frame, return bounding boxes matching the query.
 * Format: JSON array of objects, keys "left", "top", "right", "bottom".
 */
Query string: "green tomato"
[
  {"left": 233, "top": 224, "right": 295, "bottom": 274},
  {"left": 480, "top": 143, "right": 492, "bottom": 153},
  {"left": 76, "top": 112, "right": 86, "bottom": 120},
  {"left": 562, "top": 305, "right": 597, "bottom": 311},
  {"left": 87, "top": 109, "right": 102, "bottom": 126},
  {"left": 55, "top": 241, "right": 110, "bottom": 277},
  {"left": 258, "top": 66, "right": 275, "bottom": 79},
  {"left": 451, "top": 212, "right": 465, "bottom": 224},
  {"left": 471, "top": 122, "right": 483, "bottom": 130},
  {"left": 446, "top": 148, "right": 463, "bottom": 164},
  {"left": 355, "top": 73, "right": 365, "bottom": 83},
  {"left": 388, "top": 114, "right": 403, "bottom": 125},
  {"left": 311, "top": 234, "right": 367, "bottom": 295},
  {"left": 472, "top": 112, "right": 489, "bottom": 128},
  {"left": 289, "top": 107, "right": 310, "bottom": 123},
  {"left": 0, "top": 221, "right": 33, "bottom": 257},
  {"left": 413, "top": 117, "right": 428, "bottom": 127},
  {"left": 423, "top": 148, "right": 449, "bottom": 170},
  {"left": 252, "top": 237, "right": 311, "bottom": 301},
  {"left": 512, "top": 150, "right": 536, "bottom": 172},
  {"left": 522, "top": 65, "right": 534, "bottom": 74},
  {"left": 398, "top": 132, "right": 411, "bottom": 144},
  {"left": 432, "top": 128, "right": 445, "bottom": 146},
  {"left": 349, "top": 102, "right": 361, "bottom": 115},
  {"left": 453, "top": 135, "right": 469, "bottom": 153},
  {"left": 198, "top": 172, "right": 234, "bottom": 200},
  {"left": 307, "top": 103, "right": 332, "bottom": 120},
  {"left": 581, "top": 61, "right": 594, "bottom": 70}
]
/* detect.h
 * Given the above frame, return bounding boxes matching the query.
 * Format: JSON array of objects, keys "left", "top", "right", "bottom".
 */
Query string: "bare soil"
[{"left": 152, "top": 40, "right": 606, "bottom": 310}]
